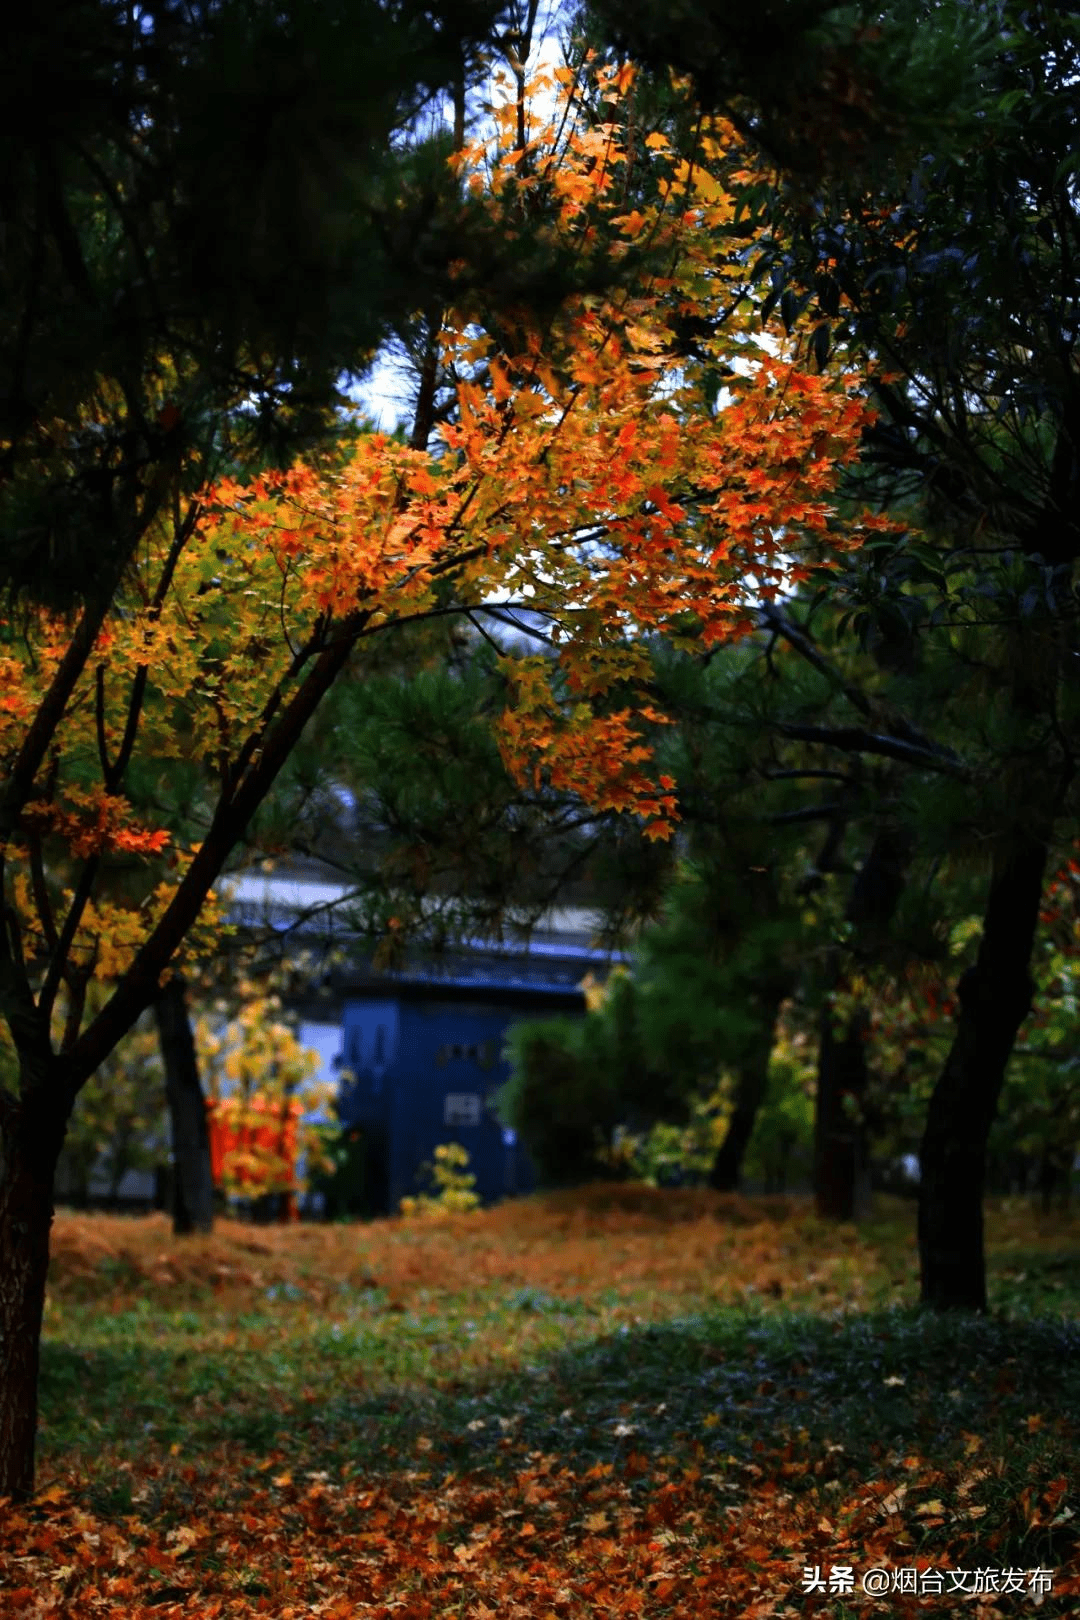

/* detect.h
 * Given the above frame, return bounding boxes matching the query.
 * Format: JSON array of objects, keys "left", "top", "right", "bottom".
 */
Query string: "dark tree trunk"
[
  {"left": 814, "top": 827, "right": 911, "bottom": 1220},
  {"left": 708, "top": 1074, "right": 763, "bottom": 1192},
  {"left": 1038, "top": 1152, "right": 1059, "bottom": 1215},
  {"left": 710, "top": 984, "right": 789, "bottom": 1192},
  {"left": 0, "top": 1064, "right": 71, "bottom": 1500},
  {"left": 918, "top": 832, "right": 1048, "bottom": 1311},
  {"left": 154, "top": 975, "right": 213, "bottom": 1235},
  {"left": 815, "top": 1002, "right": 871, "bottom": 1220},
  {"left": 918, "top": 508, "right": 1072, "bottom": 1305}
]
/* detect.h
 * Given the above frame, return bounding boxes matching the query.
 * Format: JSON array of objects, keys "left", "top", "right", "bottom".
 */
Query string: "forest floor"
[{"left": 3, "top": 1188, "right": 1079, "bottom": 1617}]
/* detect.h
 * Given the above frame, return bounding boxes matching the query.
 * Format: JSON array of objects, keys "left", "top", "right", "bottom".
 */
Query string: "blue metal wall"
[
  {"left": 340, "top": 994, "right": 545, "bottom": 1210},
  {"left": 337, "top": 1000, "right": 399, "bottom": 1213}
]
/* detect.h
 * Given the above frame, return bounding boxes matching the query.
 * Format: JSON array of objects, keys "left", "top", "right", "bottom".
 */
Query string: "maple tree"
[
  {"left": 0, "top": 56, "right": 890, "bottom": 1498},
  {"left": 197, "top": 987, "right": 335, "bottom": 1209}
]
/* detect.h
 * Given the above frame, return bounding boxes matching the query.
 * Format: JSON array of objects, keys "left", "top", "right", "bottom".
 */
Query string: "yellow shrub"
[{"left": 400, "top": 1142, "right": 481, "bottom": 1218}]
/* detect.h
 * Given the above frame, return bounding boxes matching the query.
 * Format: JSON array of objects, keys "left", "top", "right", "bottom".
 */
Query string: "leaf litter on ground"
[{"left": 5, "top": 1187, "right": 1078, "bottom": 1616}]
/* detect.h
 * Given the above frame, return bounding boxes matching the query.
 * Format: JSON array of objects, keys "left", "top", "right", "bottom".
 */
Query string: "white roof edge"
[{"left": 218, "top": 873, "right": 609, "bottom": 941}]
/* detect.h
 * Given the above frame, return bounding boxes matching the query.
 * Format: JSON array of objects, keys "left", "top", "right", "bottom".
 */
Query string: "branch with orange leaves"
[{"left": 0, "top": 58, "right": 901, "bottom": 1085}]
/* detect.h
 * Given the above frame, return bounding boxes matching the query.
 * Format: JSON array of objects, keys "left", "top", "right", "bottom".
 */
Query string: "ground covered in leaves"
[{"left": 3, "top": 1188, "right": 1079, "bottom": 1616}]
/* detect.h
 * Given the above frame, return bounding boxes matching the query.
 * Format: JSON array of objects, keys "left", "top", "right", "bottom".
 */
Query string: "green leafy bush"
[
  {"left": 742, "top": 1023, "right": 816, "bottom": 1192},
  {"left": 497, "top": 1017, "right": 624, "bottom": 1186},
  {"left": 607, "top": 1077, "right": 735, "bottom": 1185}
]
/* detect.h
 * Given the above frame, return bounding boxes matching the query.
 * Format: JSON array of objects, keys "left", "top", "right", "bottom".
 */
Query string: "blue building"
[
  {"left": 335, "top": 935, "right": 618, "bottom": 1213},
  {"left": 221, "top": 863, "right": 625, "bottom": 1214}
]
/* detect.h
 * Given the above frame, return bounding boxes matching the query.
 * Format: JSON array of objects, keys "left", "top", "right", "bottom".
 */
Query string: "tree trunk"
[
  {"left": 0, "top": 1069, "right": 70, "bottom": 1500},
  {"left": 918, "top": 831, "right": 1048, "bottom": 1310},
  {"left": 1038, "top": 1151, "right": 1058, "bottom": 1215},
  {"left": 709, "top": 985, "right": 789, "bottom": 1192},
  {"left": 814, "top": 827, "right": 911, "bottom": 1220},
  {"left": 708, "top": 1070, "right": 764, "bottom": 1191},
  {"left": 815, "top": 1001, "right": 871, "bottom": 1220},
  {"left": 154, "top": 975, "right": 214, "bottom": 1235}
]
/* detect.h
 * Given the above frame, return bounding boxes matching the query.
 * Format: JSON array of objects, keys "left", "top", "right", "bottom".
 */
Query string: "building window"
[
  {"left": 435, "top": 1041, "right": 495, "bottom": 1067},
  {"left": 444, "top": 1092, "right": 483, "bottom": 1127}
]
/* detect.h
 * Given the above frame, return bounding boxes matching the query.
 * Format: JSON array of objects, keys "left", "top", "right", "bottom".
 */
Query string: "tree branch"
[
  {"left": 758, "top": 603, "right": 874, "bottom": 719},
  {"left": 760, "top": 768, "right": 852, "bottom": 783},
  {"left": 1, "top": 866, "right": 34, "bottom": 1009},
  {"left": 101, "top": 499, "right": 203, "bottom": 794},
  {"left": 3, "top": 601, "right": 113, "bottom": 832},
  {"left": 27, "top": 833, "right": 58, "bottom": 957},
  {"left": 68, "top": 619, "right": 368, "bottom": 1087},
  {"left": 776, "top": 722, "right": 971, "bottom": 777},
  {"left": 60, "top": 970, "right": 88, "bottom": 1054},
  {"left": 39, "top": 857, "right": 100, "bottom": 1028},
  {"left": 766, "top": 801, "right": 846, "bottom": 824}
]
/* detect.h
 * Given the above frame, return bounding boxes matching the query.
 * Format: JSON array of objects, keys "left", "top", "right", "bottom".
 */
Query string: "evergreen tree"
[
  {"left": 0, "top": 0, "right": 573, "bottom": 606},
  {"left": 589, "top": 0, "right": 1080, "bottom": 1307}
]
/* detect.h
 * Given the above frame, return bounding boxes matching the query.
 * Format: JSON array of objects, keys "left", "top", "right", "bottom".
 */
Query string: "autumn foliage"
[
  {"left": 0, "top": 64, "right": 891, "bottom": 1077},
  {"left": 197, "top": 991, "right": 334, "bottom": 1203},
  {"left": 8, "top": 1457, "right": 1035, "bottom": 1620},
  {"left": 1, "top": 63, "right": 887, "bottom": 973},
  {"left": 193, "top": 69, "right": 884, "bottom": 828}
]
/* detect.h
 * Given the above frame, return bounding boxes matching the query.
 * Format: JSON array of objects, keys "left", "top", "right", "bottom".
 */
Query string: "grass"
[{"left": 7, "top": 1188, "right": 1080, "bottom": 1616}]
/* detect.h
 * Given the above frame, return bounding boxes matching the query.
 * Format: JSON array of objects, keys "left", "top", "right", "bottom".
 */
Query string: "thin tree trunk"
[
  {"left": 1038, "top": 1150, "right": 1058, "bottom": 1215},
  {"left": 0, "top": 1066, "right": 70, "bottom": 1500},
  {"left": 815, "top": 1001, "right": 871, "bottom": 1220},
  {"left": 708, "top": 1068, "right": 765, "bottom": 1192},
  {"left": 918, "top": 831, "right": 1049, "bottom": 1310},
  {"left": 154, "top": 975, "right": 213, "bottom": 1235},
  {"left": 709, "top": 984, "right": 790, "bottom": 1192},
  {"left": 815, "top": 827, "right": 911, "bottom": 1220},
  {"left": 917, "top": 515, "right": 1072, "bottom": 1306}
]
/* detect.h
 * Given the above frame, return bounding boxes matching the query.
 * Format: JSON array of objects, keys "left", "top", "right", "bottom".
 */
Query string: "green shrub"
[
  {"left": 497, "top": 1017, "right": 624, "bottom": 1186},
  {"left": 743, "top": 1029, "right": 816, "bottom": 1192},
  {"left": 607, "top": 1077, "right": 735, "bottom": 1185},
  {"left": 55, "top": 1015, "right": 169, "bottom": 1203}
]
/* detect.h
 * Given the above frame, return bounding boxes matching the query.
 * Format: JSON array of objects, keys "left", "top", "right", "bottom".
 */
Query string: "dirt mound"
[
  {"left": 46, "top": 1211, "right": 378, "bottom": 1303},
  {"left": 45, "top": 1187, "right": 814, "bottom": 1311},
  {"left": 526, "top": 1183, "right": 795, "bottom": 1225}
]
